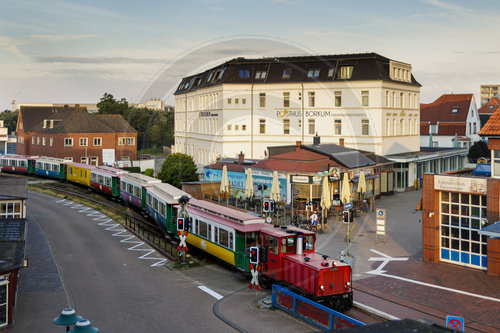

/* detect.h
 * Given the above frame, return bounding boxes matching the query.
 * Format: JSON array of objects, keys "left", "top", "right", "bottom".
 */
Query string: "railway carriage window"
[
  {"left": 44, "top": 163, "right": 50, "bottom": 170},
  {"left": 85, "top": 170, "right": 87, "bottom": 178},
  {"left": 69, "top": 167, "right": 73, "bottom": 174},
  {"left": 121, "top": 181, "right": 125, "bottom": 191},
  {"left": 105, "top": 177, "right": 111, "bottom": 187},
  {"left": 52, "top": 164, "right": 58, "bottom": 172},
  {"left": 199, "top": 221, "right": 208, "bottom": 238},
  {"left": 230, "top": 232, "right": 234, "bottom": 249},
  {"left": 267, "top": 236, "right": 278, "bottom": 255},
  {"left": 20, "top": 160, "right": 26, "bottom": 167},
  {"left": 245, "top": 232, "right": 258, "bottom": 248},
  {"left": 208, "top": 225, "right": 212, "bottom": 241},
  {"left": 219, "top": 228, "right": 228, "bottom": 247},
  {"left": 153, "top": 197, "right": 158, "bottom": 211},
  {"left": 146, "top": 194, "right": 151, "bottom": 206},
  {"left": 195, "top": 219, "right": 199, "bottom": 234},
  {"left": 127, "top": 184, "right": 133, "bottom": 194},
  {"left": 159, "top": 203, "right": 165, "bottom": 217},
  {"left": 10, "top": 160, "right": 16, "bottom": 166},
  {"left": 91, "top": 174, "right": 96, "bottom": 181},
  {"left": 134, "top": 186, "right": 141, "bottom": 198},
  {"left": 36, "top": 162, "right": 42, "bottom": 168},
  {"left": 98, "top": 175, "right": 104, "bottom": 184},
  {"left": 214, "top": 226, "right": 218, "bottom": 243}
]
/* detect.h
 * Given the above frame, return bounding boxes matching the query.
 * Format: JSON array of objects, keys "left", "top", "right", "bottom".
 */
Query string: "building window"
[
  {"left": 308, "top": 119, "right": 315, "bottom": 135},
  {"left": 238, "top": 69, "right": 249, "bottom": 78},
  {"left": 339, "top": 66, "right": 353, "bottom": 79},
  {"left": 90, "top": 157, "right": 98, "bottom": 166},
  {"left": 235, "top": 125, "right": 239, "bottom": 130},
  {"left": 430, "top": 124, "right": 438, "bottom": 134},
  {"left": 283, "top": 92, "right": 290, "bottom": 107},
  {"left": 308, "top": 92, "right": 315, "bottom": 107},
  {"left": 283, "top": 119, "right": 290, "bottom": 134},
  {"left": 93, "top": 137, "right": 102, "bottom": 146},
  {"left": 37, "top": 137, "right": 40, "bottom": 145},
  {"left": 259, "top": 119, "right": 265, "bottom": 134},
  {"left": 79, "top": 138, "right": 88, "bottom": 146},
  {"left": 327, "top": 68, "right": 335, "bottom": 77},
  {"left": 334, "top": 91, "right": 341, "bottom": 107},
  {"left": 81, "top": 157, "right": 88, "bottom": 164},
  {"left": 493, "top": 150, "right": 500, "bottom": 177},
  {"left": 64, "top": 157, "right": 73, "bottom": 162},
  {"left": 386, "top": 118, "right": 390, "bottom": 136},
  {"left": 0, "top": 201, "right": 22, "bottom": 218},
  {"left": 473, "top": 123, "right": 476, "bottom": 134},
  {"left": 362, "top": 119, "right": 369, "bottom": 135},
  {"left": 235, "top": 98, "right": 239, "bottom": 104},
  {"left": 400, "top": 92, "right": 404, "bottom": 108},
  {"left": 50, "top": 137, "right": 54, "bottom": 146},
  {"left": 361, "top": 91, "right": 369, "bottom": 107},
  {"left": 334, "top": 119, "right": 341, "bottom": 135},
  {"left": 439, "top": 191, "right": 487, "bottom": 269},
  {"left": 42, "top": 137, "right": 46, "bottom": 146},
  {"left": 386, "top": 91, "right": 390, "bottom": 107},
  {"left": 282, "top": 68, "right": 292, "bottom": 78},
  {"left": 118, "top": 137, "right": 126, "bottom": 145},
  {"left": 307, "top": 69, "right": 320, "bottom": 78},
  {"left": 255, "top": 71, "right": 267, "bottom": 79},
  {"left": 242, "top": 98, "right": 246, "bottom": 104},
  {"left": 400, "top": 119, "right": 405, "bottom": 135},
  {"left": 227, "top": 98, "right": 231, "bottom": 104},
  {"left": 227, "top": 125, "right": 232, "bottom": 131},
  {"left": 242, "top": 125, "right": 246, "bottom": 131},
  {"left": 259, "top": 93, "right": 266, "bottom": 107},
  {"left": 64, "top": 138, "right": 73, "bottom": 147},
  {"left": 32, "top": 136, "right": 35, "bottom": 144}
]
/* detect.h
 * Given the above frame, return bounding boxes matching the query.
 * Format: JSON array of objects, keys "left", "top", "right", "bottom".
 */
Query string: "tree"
[
  {"left": 157, "top": 153, "right": 198, "bottom": 188},
  {"left": 0, "top": 109, "right": 19, "bottom": 134},
  {"left": 97, "top": 93, "right": 129, "bottom": 115},
  {"left": 468, "top": 140, "right": 490, "bottom": 163}
]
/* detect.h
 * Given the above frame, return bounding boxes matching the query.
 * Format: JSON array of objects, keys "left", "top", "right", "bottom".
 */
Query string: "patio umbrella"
[
  {"left": 320, "top": 175, "right": 331, "bottom": 211},
  {"left": 220, "top": 165, "right": 229, "bottom": 195},
  {"left": 270, "top": 170, "right": 280, "bottom": 202},
  {"left": 245, "top": 168, "right": 254, "bottom": 199},
  {"left": 357, "top": 171, "right": 367, "bottom": 195},
  {"left": 341, "top": 172, "right": 351, "bottom": 204}
]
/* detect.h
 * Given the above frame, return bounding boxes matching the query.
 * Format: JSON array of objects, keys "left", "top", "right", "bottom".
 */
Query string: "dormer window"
[
  {"left": 238, "top": 70, "right": 250, "bottom": 78},
  {"left": 452, "top": 106, "right": 459, "bottom": 114},
  {"left": 490, "top": 105, "right": 494, "bottom": 109},
  {"left": 282, "top": 68, "right": 292, "bottom": 79},
  {"left": 339, "top": 66, "right": 353, "bottom": 79},
  {"left": 307, "top": 69, "right": 320, "bottom": 78},
  {"left": 327, "top": 68, "right": 335, "bottom": 77},
  {"left": 255, "top": 71, "right": 267, "bottom": 79}
]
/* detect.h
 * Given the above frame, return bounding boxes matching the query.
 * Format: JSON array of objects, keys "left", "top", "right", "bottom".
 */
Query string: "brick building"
[
  {"left": 421, "top": 106, "right": 500, "bottom": 276},
  {"left": 16, "top": 106, "right": 137, "bottom": 165}
]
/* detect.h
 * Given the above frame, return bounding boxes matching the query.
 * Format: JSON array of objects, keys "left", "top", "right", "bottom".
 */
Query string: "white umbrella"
[
  {"left": 220, "top": 165, "right": 229, "bottom": 195},
  {"left": 245, "top": 168, "right": 254, "bottom": 199},
  {"left": 321, "top": 176, "right": 331, "bottom": 211},
  {"left": 341, "top": 172, "right": 351, "bottom": 204},
  {"left": 270, "top": 170, "right": 280, "bottom": 202},
  {"left": 357, "top": 171, "right": 367, "bottom": 194}
]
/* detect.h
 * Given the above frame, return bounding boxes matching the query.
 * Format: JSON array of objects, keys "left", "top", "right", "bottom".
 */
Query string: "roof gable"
[
  {"left": 420, "top": 94, "right": 473, "bottom": 123},
  {"left": 478, "top": 97, "right": 500, "bottom": 114},
  {"left": 479, "top": 106, "right": 500, "bottom": 136}
]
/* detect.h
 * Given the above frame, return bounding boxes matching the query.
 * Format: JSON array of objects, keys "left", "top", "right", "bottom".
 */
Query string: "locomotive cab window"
[
  {"left": 304, "top": 235, "right": 314, "bottom": 251},
  {"left": 281, "top": 237, "right": 296, "bottom": 253},
  {"left": 266, "top": 236, "right": 278, "bottom": 255}
]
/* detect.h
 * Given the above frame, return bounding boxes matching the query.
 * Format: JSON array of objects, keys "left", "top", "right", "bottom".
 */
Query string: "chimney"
[
  {"left": 295, "top": 141, "right": 302, "bottom": 151},
  {"left": 238, "top": 151, "right": 244, "bottom": 164},
  {"left": 339, "top": 138, "right": 344, "bottom": 147},
  {"left": 313, "top": 132, "right": 320, "bottom": 146}
]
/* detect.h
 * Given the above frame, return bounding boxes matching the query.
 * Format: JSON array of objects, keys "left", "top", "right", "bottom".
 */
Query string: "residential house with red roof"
[
  {"left": 16, "top": 105, "right": 137, "bottom": 165},
  {"left": 478, "top": 96, "right": 500, "bottom": 128},
  {"left": 420, "top": 94, "right": 480, "bottom": 149}
]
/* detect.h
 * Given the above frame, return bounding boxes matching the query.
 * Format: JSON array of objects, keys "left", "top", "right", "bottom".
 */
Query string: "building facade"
[
  {"left": 173, "top": 53, "right": 421, "bottom": 165},
  {"left": 420, "top": 94, "right": 480, "bottom": 149},
  {"left": 480, "top": 84, "right": 500, "bottom": 106},
  {"left": 0, "top": 120, "right": 16, "bottom": 155},
  {"left": 16, "top": 106, "right": 137, "bottom": 165}
]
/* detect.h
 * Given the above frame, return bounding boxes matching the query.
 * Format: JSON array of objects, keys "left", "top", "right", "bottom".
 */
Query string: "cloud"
[
  {"left": 34, "top": 55, "right": 169, "bottom": 64},
  {"left": 0, "top": 36, "right": 29, "bottom": 56},
  {"left": 29, "top": 34, "right": 98, "bottom": 42}
]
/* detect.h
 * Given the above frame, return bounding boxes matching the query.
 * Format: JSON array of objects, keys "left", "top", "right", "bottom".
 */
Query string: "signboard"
[
  {"left": 344, "top": 202, "right": 353, "bottom": 210},
  {"left": 376, "top": 209, "right": 386, "bottom": 242},
  {"left": 434, "top": 175, "right": 487, "bottom": 194},
  {"left": 291, "top": 175, "right": 310, "bottom": 184},
  {"left": 446, "top": 316, "right": 464, "bottom": 332},
  {"left": 328, "top": 167, "right": 340, "bottom": 180},
  {"left": 102, "top": 149, "right": 115, "bottom": 166}
]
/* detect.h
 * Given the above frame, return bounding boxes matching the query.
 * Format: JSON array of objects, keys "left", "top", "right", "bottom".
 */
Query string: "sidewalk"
[{"left": 315, "top": 189, "right": 500, "bottom": 333}]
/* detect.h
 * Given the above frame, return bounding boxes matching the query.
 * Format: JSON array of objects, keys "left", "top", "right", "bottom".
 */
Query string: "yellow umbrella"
[
  {"left": 357, "top": 170, "right": 367, "bottom": 194},
  {"left": 245, "top": 168, "right": 254, "bottom": 199},
  {"left": 320, "top": 176, "right": 331, "bottom": 211},
  {"left": 220, "top": 165, "right": 229, "bottom": 195},
  {"left": 270, "top": 170, "right": 280, "bottom": 202},
  {"left": 341, "top": 172, "right": 351, "bottom": 204}
]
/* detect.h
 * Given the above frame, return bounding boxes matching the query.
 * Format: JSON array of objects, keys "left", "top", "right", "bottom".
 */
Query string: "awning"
[
  {"left": 479, "top": 221, "right": 500, "bottom": 239},
  {"left": 351, "top": 174, "right": 378, "bottom": 183}
]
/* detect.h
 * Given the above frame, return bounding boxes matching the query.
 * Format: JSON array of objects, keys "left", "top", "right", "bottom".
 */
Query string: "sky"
[{"left": 1, "top": 0, "right": 499, "bottom": 111}]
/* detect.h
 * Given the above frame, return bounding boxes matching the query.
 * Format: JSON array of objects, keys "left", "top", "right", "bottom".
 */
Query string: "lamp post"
[{"left": 53, "top": 308, "right": 83, "bottom": 332}]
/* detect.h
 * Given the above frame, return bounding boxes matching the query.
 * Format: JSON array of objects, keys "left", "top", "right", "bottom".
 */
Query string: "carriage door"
[{"left": 264, "top": 236, "right": 280, "bottom": 280}]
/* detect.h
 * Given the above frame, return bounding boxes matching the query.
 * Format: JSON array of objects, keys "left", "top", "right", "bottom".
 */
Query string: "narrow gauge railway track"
[{"left": 32, "top": 181, "right": 181, "bottom": 260}]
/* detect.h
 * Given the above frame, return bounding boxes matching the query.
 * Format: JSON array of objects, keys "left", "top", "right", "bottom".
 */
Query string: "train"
[{"left": 0, "top": 153, "right": 353, "bottom": 311}]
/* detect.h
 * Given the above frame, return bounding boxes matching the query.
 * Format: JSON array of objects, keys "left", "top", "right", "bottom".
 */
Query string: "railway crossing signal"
[
  {"left": 269, "top": 200, "right": 275, "bottom": 213},
  {"left": 249, "top": 263, "right": 261, "bottom": 290},
  {"left": 249, "top": 246, "right": 259, "bottom": 264},
  {"left": 263, "top": 200, "right": 270, "bottom": 213},
  {"left": 263, "top": 200, "right": 275, "bottom": 213},
  {"left": 177, "top": 217, "right": 185, "bottom": 231}
]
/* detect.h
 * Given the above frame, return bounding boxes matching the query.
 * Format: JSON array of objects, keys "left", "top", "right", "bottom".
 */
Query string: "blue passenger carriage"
[
  {"left": 34, "top": 157, "right": 69, "bottom": 180},
  {"left": 146, "top": 183, "right": 191, "bottom": 234},
  {"left": 120, "top": 173, "right": 161, "bottom": 210},
  {"left": 183, "top": 198, "right": 266, "bottom": 273}
]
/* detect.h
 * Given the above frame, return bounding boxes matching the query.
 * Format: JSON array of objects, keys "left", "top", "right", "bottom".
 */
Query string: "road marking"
[
  {"left": 198, "top": 285, "right": 223, "bottom": 300},
  {"left": 55, "top": 200, "right": 168, "bottom": 267},
  {"left": 367, "top": 249, "right": 500, "bottom": 304},
  {"left": 353, "top": 301, "right": 400, "bottom": 321}
]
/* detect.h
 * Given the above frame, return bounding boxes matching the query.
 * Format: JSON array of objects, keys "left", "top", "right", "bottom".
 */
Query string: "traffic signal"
[
  {"left": 185, "top": 217, "right": 192, "bottom": 232},
  {"left": 177, "top": 217, "right": 185, "bottom": 231},
  {"left": 349, "top": 209, "right": 354, "bottom": 222},
  {"left": 269, "top": 200, "right": 275, "bottom": 213},
  {"left": 343, "top": 210, "right": 350, "bottom": 223},
  {"left": 263, "top": 200, "right": 270, "bottom": 213},
  {"left": 249, "top": 246, "right": 259, "bottom": 264}
]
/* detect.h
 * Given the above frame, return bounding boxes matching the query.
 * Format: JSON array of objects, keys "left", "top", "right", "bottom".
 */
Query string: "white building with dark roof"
[{"left": 173, "top": 53, "right": 421, "bottom": 165}]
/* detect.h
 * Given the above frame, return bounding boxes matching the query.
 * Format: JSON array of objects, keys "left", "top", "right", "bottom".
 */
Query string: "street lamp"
[
  {"left": 53, "top": 308, "right": 83, "bottom": 332},
  {"left": 68, "top": 319, "right": 99, "bottom": 333}
]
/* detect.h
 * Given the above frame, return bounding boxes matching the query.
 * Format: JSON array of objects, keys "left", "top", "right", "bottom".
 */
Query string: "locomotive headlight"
[
  {"left": 320, "top": 285, "right": 324, "bottom": 291},
  {"left": 346, "top": 282, "right": 350, "bottom": 286}
]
